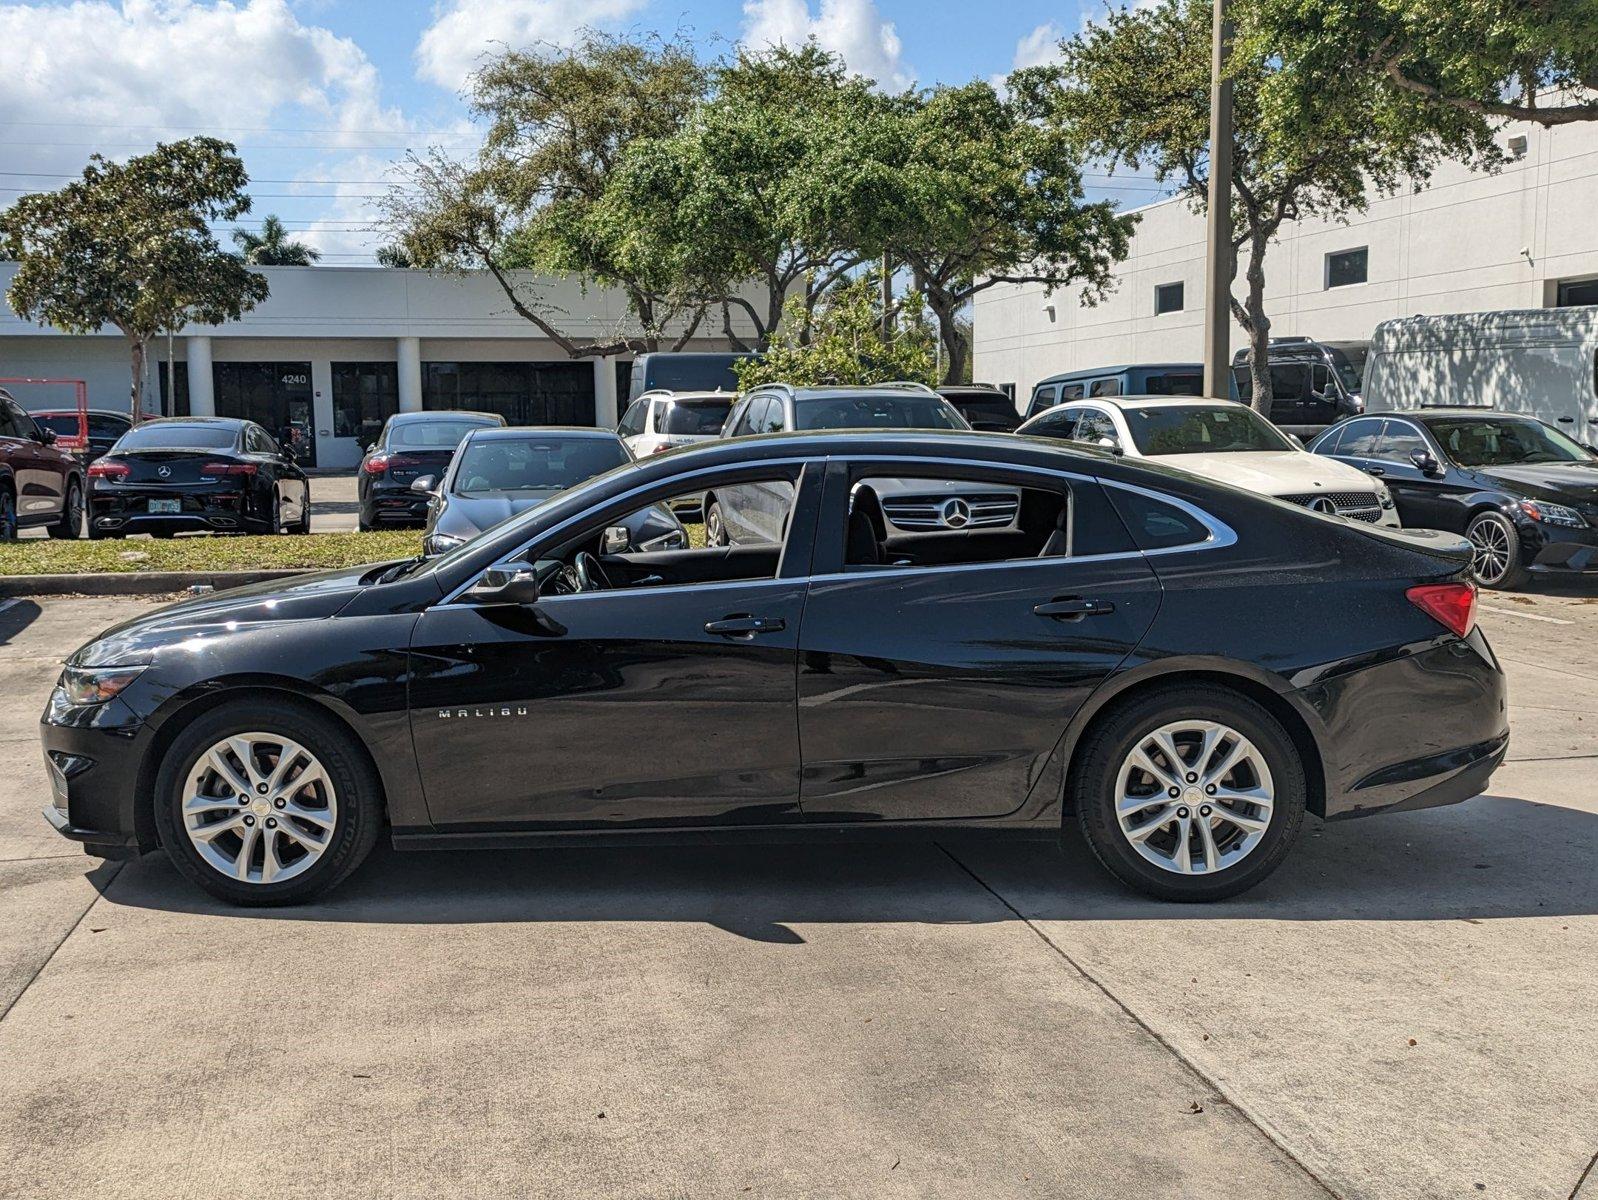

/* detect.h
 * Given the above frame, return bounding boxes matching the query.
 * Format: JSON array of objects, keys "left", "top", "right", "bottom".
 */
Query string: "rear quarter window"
[{"left": 1108, "top": 488, "right": 1213, "bottom": 550}]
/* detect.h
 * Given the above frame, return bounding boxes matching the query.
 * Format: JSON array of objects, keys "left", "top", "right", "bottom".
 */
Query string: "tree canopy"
[
  {"left": 733, "top": 275, "right": 939, "bottom": 388},
  {"left": 1025, "top": 0, "right": 1497, "bottom": 408},
  {"left": 233, "top": 214, "right": 321, "bottom": 265},
  {"left": 0, "top": 137, "right": 269, "bottom": 419}
]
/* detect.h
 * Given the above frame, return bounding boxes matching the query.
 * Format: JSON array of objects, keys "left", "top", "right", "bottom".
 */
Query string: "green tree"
[
  {"left": 1242, "top": 0, "right": 1598, "bottom": 129},
  {"left": 384, "top": 30, "right": 710, "bottom": 356},
  {"left": 0, "top": 138, "right": 269, "bottom": 420},
  {"left": 599, "top": 43, "right": 886, "bottom": 350},
  {"left": 734, "top": 275, "right": 938, "bottom": 388},
  {"left": 1026, "top": 0, "right": 1496, "bottom": 410},
  {"left": 232, "top": 214, "right": 321, "bottom": 265},
  {"left": 868, "top": 80, "right": 1136, "bottom": 385}
]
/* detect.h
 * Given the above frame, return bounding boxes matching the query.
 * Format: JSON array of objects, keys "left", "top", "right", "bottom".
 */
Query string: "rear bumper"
[
  {"left": 1297, "top": 628, "right": 1510, "bottom": 820},
  {"left": 89, "top": 485, "right": 259, "bottom": 534},
  {"left": 362, "top": 484, "right": 430, "bottom": 526}
]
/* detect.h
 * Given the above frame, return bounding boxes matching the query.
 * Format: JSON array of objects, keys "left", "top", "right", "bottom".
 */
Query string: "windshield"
[
  {"left": 1125, "top": 406, "right": 1293, "bottom": 455},
  {"left": 1428, "top": 417, "right": 1594, "bottom": 466},
  {"left": 1326, "top": 343, "right": 1365, "bottom": 392},
  {"left": 389, "top": 419, "right": 494, "bottom": 449},
  {"left": 950, "top": 397, "right": 1021, "bottom": 428},
  {"left": 794, "top": 394, "right": 969, "bottom": 431},
  {"left": 660, "top": 398, "right": 734, "bottom": 435},
  {"left": 115, "top": 424, "right": 237, "bottom": 450},
  {"left": 450, "top": 436, "right": 628, "bottom": 493}
]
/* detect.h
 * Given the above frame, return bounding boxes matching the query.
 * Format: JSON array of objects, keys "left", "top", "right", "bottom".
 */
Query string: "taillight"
[
  {"left": 87, "top": 460, "right": 129, "bottom": 479},
  {"left": 364, "top": 453, "right": 417, "bottom": 474},
  {"left": 1407, "top": 582, "right": 1477, "bottom": 638},
  {"left": 201, "top": 462, "right": 258, "bottom": 477}
]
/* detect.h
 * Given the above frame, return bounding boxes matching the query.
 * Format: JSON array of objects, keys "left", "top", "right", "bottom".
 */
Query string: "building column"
[
  {"left": 397, "top": 336, "right": 423, "bottom": 412},
  {"left": 187, "top": 335, "right": 215, "bottom": 416},
  {"left": 592, "top": 354, "right": 619, "bottom": 429}
]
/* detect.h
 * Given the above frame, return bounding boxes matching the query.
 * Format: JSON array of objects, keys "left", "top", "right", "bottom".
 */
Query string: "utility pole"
[
  {"left": 1202, "top": 0, "right": 1234, "bottom": 400},
  {"left": 880, "top": 254, "right": 893, "bottom": 340}
]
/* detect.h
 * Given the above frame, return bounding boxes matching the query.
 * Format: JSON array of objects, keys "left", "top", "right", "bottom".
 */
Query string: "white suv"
[
  {"left": 1019, "top": 396, "right": 1400, "bottom": 526},
  {"left": 616, "top": 390, "right": 738, "bottom": 458}
]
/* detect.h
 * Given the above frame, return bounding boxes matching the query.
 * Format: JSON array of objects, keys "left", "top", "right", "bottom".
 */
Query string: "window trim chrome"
[{"left": 437, "top": 451, "right": 1236, "bottom": 606}]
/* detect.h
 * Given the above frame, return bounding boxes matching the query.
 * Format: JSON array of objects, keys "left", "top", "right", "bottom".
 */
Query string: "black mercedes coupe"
[{"left": 42, "top": 431, "right": 1507, "bottom": 905}]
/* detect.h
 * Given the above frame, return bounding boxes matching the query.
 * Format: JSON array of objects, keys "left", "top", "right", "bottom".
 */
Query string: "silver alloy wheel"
[
  {"left": 1114, "top": 720, "right": 1275, "bottom": 875},
  {"left": 1468, "top": 516, "right": 1511, "bottom": 585},
  {"left": 181, "top": 733, "right": 338, "bottom": 885},
  {"left": 706, "top": 505, "right": 725, "bottom": 546}
]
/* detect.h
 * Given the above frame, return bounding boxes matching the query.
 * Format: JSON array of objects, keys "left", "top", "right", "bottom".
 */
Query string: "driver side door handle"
[
  {"left": 704, "top": 615, "right": 786, "bottom": 637},
  {"left": 1034, "top": 597, "right": 1115, "bottom": 619}
]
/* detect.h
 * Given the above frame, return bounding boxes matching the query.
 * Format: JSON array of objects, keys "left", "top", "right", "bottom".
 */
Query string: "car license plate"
[{"left": 149, "top": 499, "right": 181, "bottom": 514}]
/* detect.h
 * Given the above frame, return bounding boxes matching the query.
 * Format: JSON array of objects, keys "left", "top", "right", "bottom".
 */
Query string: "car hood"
[
  {"left": 1144, "top": 450, "right": 1375, "bottom": 496},
  {"left": 1474, "top": 461, "right": 1598, "bottom": 507},
  {"left": 434, "top": 490, "right": 557, "bottom": 538},
  {"left": 69, "top": 562, "right": 402, "bottom": 667}
]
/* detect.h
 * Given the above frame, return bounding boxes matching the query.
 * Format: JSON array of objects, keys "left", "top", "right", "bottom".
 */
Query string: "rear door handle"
[
  {"left": 1034, "top": 597, "right": 1115, "bottom": 619},
  {"left": 704, "top": 615, "right": 786, "bottom": 636}
]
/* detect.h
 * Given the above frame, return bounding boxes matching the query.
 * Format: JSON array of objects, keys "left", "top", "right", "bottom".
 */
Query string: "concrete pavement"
[{"left": 0, "top": 589, "right": 1595, "bottom": 1198}]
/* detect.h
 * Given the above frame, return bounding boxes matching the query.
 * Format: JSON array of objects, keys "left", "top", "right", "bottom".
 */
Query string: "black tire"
[
  {"left": 0, "top": 489, "right": 16, "bottom": 541},
  {"left": 1071, "top": 685, "right": 1307, "bottom": 902},
  {"left": 48, "top": 479, "right": 84, "bottom": 539},
  {"left": 291, "top": 486, "right": 312, "bottom": 534},
  {"left": 704, "top": 498, "right": 729, "bottom": 547},
  {"left": 1466, "top": 510, "right": 1528, "bottom": 590},
  {"left": 150, "top": 529, "right": 175, "bottom": 539},
  {"left": 153, "top": 697, "right": 383, "bottom": 906}
]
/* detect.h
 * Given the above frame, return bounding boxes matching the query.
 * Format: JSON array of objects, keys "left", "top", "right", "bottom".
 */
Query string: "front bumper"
[
  {"left": 39, "top": 695, "right": 155, "bottom": 858},
  {"left": 1524, "top": 522, "right": 1598, "bottom": 573},
  {"left": 1298, "top": 627, "right": 1510, "bottom": 820}
]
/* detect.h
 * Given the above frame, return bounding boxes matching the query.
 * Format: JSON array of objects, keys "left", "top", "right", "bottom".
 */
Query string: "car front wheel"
[
  {"left": 1466, "top": 510, "right": 1528, "bottom": 590},
  {"left": 154, "top": 699, "right": 382, "bottom": 906},
  {"left": 704, "top": 499, "right": 729, "bottom": 547},
  {"left": 1072, "top": 686, "right": 1306, "bottom": 902}
]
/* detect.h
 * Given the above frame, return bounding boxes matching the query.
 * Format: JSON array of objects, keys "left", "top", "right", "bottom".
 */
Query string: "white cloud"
[
  {"left": 1010, "top": 21, "right": 1066, "bottom": 72},
  {"left": 741, "top": 0, "right": 913, "bottom": 91},
  {"left": 415, "top": 0, "right": 649, "bottom": 93},
  {"left": 0, "top": 0, "right": 443, "bottom": 261}
]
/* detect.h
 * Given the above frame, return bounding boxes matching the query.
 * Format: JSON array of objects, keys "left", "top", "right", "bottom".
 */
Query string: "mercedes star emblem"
[
  {"left": 1309, "top": 496, "right": 1337, "bottom": 514},
  {"left": 941, "top": 498, "right": 972, "bottom": 529},
  {"left": 157, "top": 465, "right": 171, "bottom": 478}
]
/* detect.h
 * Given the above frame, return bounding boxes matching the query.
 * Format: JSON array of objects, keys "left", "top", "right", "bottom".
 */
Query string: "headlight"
[
  {"left": 425, "top": 532, "right": 466, "bottom": 555},
  {"left": 1374, "top": 481, "right": 1395, "bottom": 509},
  {"left": 55, "top": 664, "right": 146, "bottom": 706},
  {"left": 1517, "top": 499, "right": 1586, "bottom": 528}
]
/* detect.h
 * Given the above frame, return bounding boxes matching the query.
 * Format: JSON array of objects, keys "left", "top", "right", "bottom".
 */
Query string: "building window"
[
  {"left": 212, "top": 362, "right": 317, "bottom": 467},
  {"left": 423, "top": 361, "right": 596, "bottom": 426},
  {"left": 1154, "top": 281, "right": 1184, "bottom": 315},
  {"left": 1556, "top": 277, "right": 1598, "bottom": 307},
  {"left": 1325, "top": 247, "right": 1368, "bottom": 289},
  {"left": 156, "top": 361, "right": 189, "bottom": 417},
  {"left": 332, "top": 362, "right": 399, "bottom": 447}
]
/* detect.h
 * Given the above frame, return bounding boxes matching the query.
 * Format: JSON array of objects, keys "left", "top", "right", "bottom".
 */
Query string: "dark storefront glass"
[
  {"left": 156, "top": 361, "right": 190, "bottom": 417},
  {"left": 212, "top": 362, "right": 316, "bottom": 466},
  {"left": 423, "top": 361, "right": 596, "bottom": 427},
  {"left": 332, "top": 362, "right": 400, "bottom": 447}
]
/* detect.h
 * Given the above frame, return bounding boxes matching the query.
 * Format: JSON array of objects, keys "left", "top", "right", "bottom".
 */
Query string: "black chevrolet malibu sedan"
[
  {"left": 1309, "top": 409, "right": 1598, "bottom": 588},
  {"left": 86, "top": 417, "right": 310, "bottom": 538},
  {"left": 41, "top": 431, "right": 1508, "bottom": 905}
]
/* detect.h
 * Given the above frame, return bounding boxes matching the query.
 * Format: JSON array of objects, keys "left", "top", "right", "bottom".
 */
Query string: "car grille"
[
  {"left": 881, "top": 493, "right": 1020, "bottom": 530},
  {"left": 1280, "top": 491, "right": 1385, "bottom": 523}
]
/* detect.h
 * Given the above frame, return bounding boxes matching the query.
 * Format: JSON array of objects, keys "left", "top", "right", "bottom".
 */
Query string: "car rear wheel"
[
  {"left": 48, "top": 480, "right": 83, "bottom": 539},
  {"left": 1466, "top": 511, "right": 1527, "bottom": 590},
  {"left": 1072, "top": 686, "right": 1306, "bottom": 902},
  {"left": 154, "top": 699, "right": 382, "bottom": 906}
]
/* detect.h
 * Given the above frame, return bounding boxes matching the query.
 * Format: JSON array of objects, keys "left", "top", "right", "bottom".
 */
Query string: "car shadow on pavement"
[
  {"left": 0, "top": 599, "right": 42, "bottom": 646},
  {"left": 96, "top": 791, "right": 1598, "bottom": 941}
]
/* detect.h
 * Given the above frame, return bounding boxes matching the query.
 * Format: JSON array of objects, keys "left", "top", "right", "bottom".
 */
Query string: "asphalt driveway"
[{"left": 1, "top": 590, "right": 1594, "bottom": 1199}]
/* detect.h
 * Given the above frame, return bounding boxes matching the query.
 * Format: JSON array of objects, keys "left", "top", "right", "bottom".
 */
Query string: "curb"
[{"left": 0, "top": 569, "right": 312, "bottom": 597}]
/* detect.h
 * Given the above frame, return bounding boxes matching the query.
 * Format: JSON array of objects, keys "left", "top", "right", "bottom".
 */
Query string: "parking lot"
[{"left": 0, "top": 589, "right": 1594, "bottom": 1199}]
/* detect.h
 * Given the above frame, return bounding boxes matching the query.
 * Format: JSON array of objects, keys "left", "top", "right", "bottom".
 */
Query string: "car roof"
[
  {"left": 1038, "top": 364, "right": 1203, "bottom": 383},
  {"left": 1396, "top": 408, "right": 1542, "bottom": 422},
  {"left": 31, "top": 408, "right": 131, "bottom": 419},
  {"left": 389, "top": 410, "right": 501, "bottom": 424},
  {"left": 938, "top": 386, "right": 1011, "bottom": 398},
  {"left": 1067, "top": 395, "right": 1240, "bottom": 411},
  {"left": 641, "top": 390, "right": 738, "bottom": 401},
  {"left": 129, "top": 416, "right": 247, "bottom": 428},
  {"left": 463, "top": 426, "right": 622, "bottom": 441}
]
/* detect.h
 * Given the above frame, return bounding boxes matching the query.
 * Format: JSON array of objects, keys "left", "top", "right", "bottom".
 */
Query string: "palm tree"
[{"left": 232, "top": 214, "right": 321, "bottom": 266}]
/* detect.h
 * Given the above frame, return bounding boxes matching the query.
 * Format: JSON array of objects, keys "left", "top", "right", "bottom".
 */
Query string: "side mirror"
[
  {"left": 1287, "top": 434, "right": 1306, "bottom": 450},
  {"left": 1095, "top": 436, "right": 1123, "bottom": 455},
  {"left": 465, "top": 567, "right": 541, "bottom": 606},
  {"left": 599, "top": 525, "right": 631, "bottom": 556},
  {"left": 1410, "top": 449, "right": 1443, "bottom": 477},
  {"left": 36, "top": 427, "right": 56, "bottom": 445},
  {"left": 410, "top": 475, "right": 436, "bottom": 495}
]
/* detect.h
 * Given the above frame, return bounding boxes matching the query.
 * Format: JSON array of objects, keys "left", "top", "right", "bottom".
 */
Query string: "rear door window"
[
  {"left": 1090, "top": 377, "right": 1122, "bottom": 397},
  {"left": 1028, "top": 384, "right": 1060, "bottom": 415}
]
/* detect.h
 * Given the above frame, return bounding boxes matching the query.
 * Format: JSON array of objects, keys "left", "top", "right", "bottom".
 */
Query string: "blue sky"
[{"left": 0, "top": 0, "right": 1166, "bottom": 262}]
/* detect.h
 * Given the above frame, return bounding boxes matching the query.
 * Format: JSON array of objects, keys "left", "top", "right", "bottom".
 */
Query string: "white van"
[{"left": 1364, "top": 307, "right": 1598, "bottom": 445}]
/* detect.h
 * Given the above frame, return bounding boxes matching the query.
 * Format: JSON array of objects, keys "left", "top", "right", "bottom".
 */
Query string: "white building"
[
  {"left": 973, "top": 117, "right": 1598, "bottom": 400},
  {"left": 0, "top": 265, "right": 745, "bottom": 470}
]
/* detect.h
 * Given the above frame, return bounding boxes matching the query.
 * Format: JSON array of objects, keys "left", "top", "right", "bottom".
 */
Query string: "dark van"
[
  {"left": 1231, "top": 337, "right": 1366, "bottom": 437},
  {"left": 626, "top": 353, "right": 762, "bottom": 403}
]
